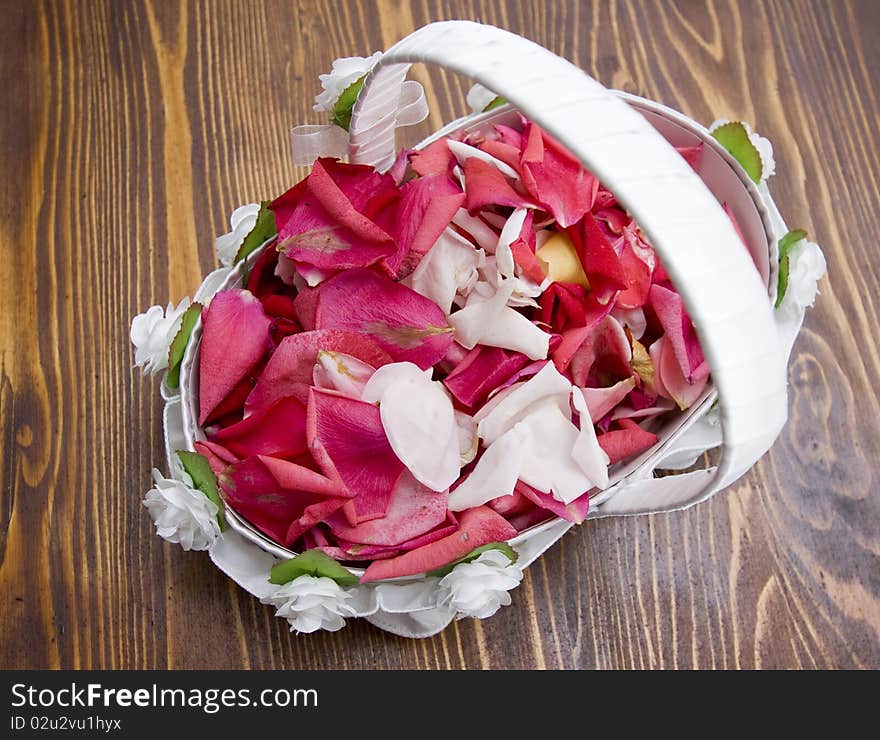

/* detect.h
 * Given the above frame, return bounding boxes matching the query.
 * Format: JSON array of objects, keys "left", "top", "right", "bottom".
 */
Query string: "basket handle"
[{"left": 348, "top": 21, "right": 788, "bottom": 504}]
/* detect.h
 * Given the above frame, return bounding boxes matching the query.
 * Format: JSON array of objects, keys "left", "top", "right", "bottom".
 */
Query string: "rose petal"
[
  {"left": 219, "top": 456, "right": 348, "bottom": 546},
  {"left": 476, "top": 361, "right": 571, "bottom": 445},
  {"left": 565, "top": 212, "right": 627, "bottom": 302},
  {"left": 650, "top": 283, "right": 709, "bottom": 382},
  {"left": 650, "top": 334, "right": 708, "bottom": 410},
  {"left": 275, "top": 158, "right": 398, "bottom": 273},
  {"left": 462, "top": 157, "right": 534, "bottom": 213},
  {"left": 314, "top": 268, "right": 454, "bottom": 369},
  {"left": 312, "top": 350, "right": 376, "bottom": 398},
  {"left": 597, "top": 419, "right": 659, "bottom": 465},
  {"left": 578, "top": 377, "right": 637, "bottom": 423},
  {"left": 409, "top": 227, "right": 484, "bottom": 314},
  {"left": 211, "top": 396, "right": 308, "bottom": 459},
  {"left": 326, "top": 470, "right": 448, "bottom": 546},
  {"left": 515, "top": 480, "right": 590, "bottom": 524},
  {"left": 307, "top": 387, "right": 405, "bottom": 522},
  {"left": 451, "top": 208, "right": 499, "bottom": 252},
  {"left": 516, "top": 397, "right": 606, "bottom": 503},
  {"left": 446, "top": 425, "right": 528, "bottom": 511},
  {"left": 410, "top": 138, "right": 454, "bottom": 177},
  {"left": 245, "top": 329, "right": 390, "bottom": 414},
  {"left": 198, "top": 289, "right": 272, "bottom": 425},
  {"left": 362, "top": 362, "right": 460, "bottom": 492},
  {"left": 519, "top": 121, "right": 597, "bottom": 228},
  {"left": 361, "top": 506, "right": 517, "bottom": 582},
  {"left": 379, "top": 174, "right": 465, "bottom": 279},
  {"left": 447, "top": 138, "right": 520, "bottom": 179},
  {"left": 443, "top": 344, "right": 530, "bottom": 408}
]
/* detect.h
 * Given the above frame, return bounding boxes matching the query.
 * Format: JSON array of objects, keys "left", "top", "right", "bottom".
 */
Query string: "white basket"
[{"left": 164, "top": 21, "right": 814, "bottom": 637}]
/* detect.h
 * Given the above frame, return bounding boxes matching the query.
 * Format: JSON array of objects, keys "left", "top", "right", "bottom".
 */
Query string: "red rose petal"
[
  {"left": 410, "top": 138, "right": 454, "bottom": 177},
  {"left": 520, "top": 122, "right": 597, "bottom": 228},
  {"left": 443, "top": 344, "right": 530, "bottom": 408},
  {"left": 462, "top": 157, "right": 533, "bottom": 213},
  {"left": 211, "top": 396, "right": 308, "bottom": 459},
  {"left": 379, "top": 174, "right": 465, "bottom": 279}
]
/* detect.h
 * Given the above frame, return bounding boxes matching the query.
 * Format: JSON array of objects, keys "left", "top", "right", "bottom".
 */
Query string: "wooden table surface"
[{"left": 2, "top": 0, "right": 878, "bottom": 670}]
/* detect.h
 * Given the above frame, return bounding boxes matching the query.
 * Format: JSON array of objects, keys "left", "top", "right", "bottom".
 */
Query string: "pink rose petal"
[
  {"left": 326, "top": 470, "right": 448, "bottom": 546},
  {"left": 312, "top": 350, "right": 376, "bottom": 398},
  {"left": 650, "top": 283, "right": 709, "bottom": 382},
  {"left": 360, "top": 506, "right": 517, "bottom": 582},
  {"left": 314, "top": 268, "right": 454, "bottom": 369},
  {"left": 515, "top": 480, "right": 590, "bottom": 524},
  {"left": 198, "top": 289, "right": 272, "bottom": 425},
  {"left": 307, "top": 387, "right": 405, "bottom": 523},
  {"left": 579, "top": 377, "right": 637, "bottom": 423},
  {"left": 597, "top": 419, "right": 659, "bottom": 465},
  {"left": 245, "top": 329, "right": 390, "bottom": 414},
  {"left": 650, "top": 334, "right": 709, "bottom": 410}
]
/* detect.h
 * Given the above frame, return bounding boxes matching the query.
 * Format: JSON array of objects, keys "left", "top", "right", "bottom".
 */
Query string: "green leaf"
[
  {"left": 427, "top": 542, "right": 518, "bottom": 578},
  {"left": 331, "top": 75, "right": 367, "bottom": 131},
  {"left": 176, "top": 450, "right": 227, "bottom": 530},
  {"left": 483, "top": 95, "right": 507, "bottom": 112},
  {"left": 711, "top": 122, "right": 763, "bottom": 184},
  {"left": 269, "top": 549, "right": 359, "bottom": 587},
  {"left": 233, "top": 201, "right": 277, "bottom": 265},
  {"left": 165, "top": 302, "right": 202, "bottom": 389},
  {"left": 775, "top": 228, "right": 808, "bottom": 308}
]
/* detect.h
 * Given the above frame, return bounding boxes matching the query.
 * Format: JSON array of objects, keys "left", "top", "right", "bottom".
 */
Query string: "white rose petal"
[
  {"left": 130, "top": 297, "right": 191, "bottom": 375},
  {"left": 466, "top": 83, "right": 498, "bottom": 114},
  {"left": 362, "top": 362, "right": 460, "bottom": 492},
  {"left": 261, "top": 575, "right": 355, "bottom": 634},
  {"left": 477, "top": 362, "right": 571, "bottom": 445},
  {"left": 438, "top": 549, "right": 523, "bottom": 619},
  {"left": 782, "top": 239, "right": 826, "bottom": 312},
  {"left": 447, "top": 423, "right": 527, "bottom": 511},
  {"left": 314, "top": 52, "right": 383, "bottom": 113},
  {"left": 143, "top": 468, "right": 220, "bottom": 551},
  {"left": 409, "top": 227, "right": 485, "bottom": 314},
  {"left": 215, "top": 203, "right": 260, "bottom": 268}
]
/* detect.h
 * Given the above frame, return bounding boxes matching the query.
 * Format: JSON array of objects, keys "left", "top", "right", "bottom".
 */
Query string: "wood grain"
[{"left": 1, "top": 0, "right": 878, "bottom": 670}]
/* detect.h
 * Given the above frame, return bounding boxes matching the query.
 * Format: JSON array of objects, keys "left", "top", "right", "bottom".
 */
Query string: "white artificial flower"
[
  {"left": 261, "top": 575, "right": 355, "bottom": 634},
  {"left": 130, "top": 297, "right": 191, "bottom": 375},
  {"left": 466, "top": 83, "right": 498, "bottom": 113},
  {"left": 782, "top": 239, "right": 826, "bottom": 312},
  {"left": 710, "top": 119, "right": 776, "bottom": 181},
  {"left": 143, "top": 468, "right": 220, "bottom": 551},
  {"left": 314, "top": 52, "right": 383, "bottom": 113},
  {"left": 215, "top": 203, "right": 260, "bottom": 267},
  {"left": 438, "top": 549, "right": 524, "bottom": 619}
]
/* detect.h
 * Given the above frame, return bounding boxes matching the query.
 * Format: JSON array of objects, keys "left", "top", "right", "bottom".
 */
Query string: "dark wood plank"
[{"left": 1, "top": 0, "right": 878, "bottom": 669}]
